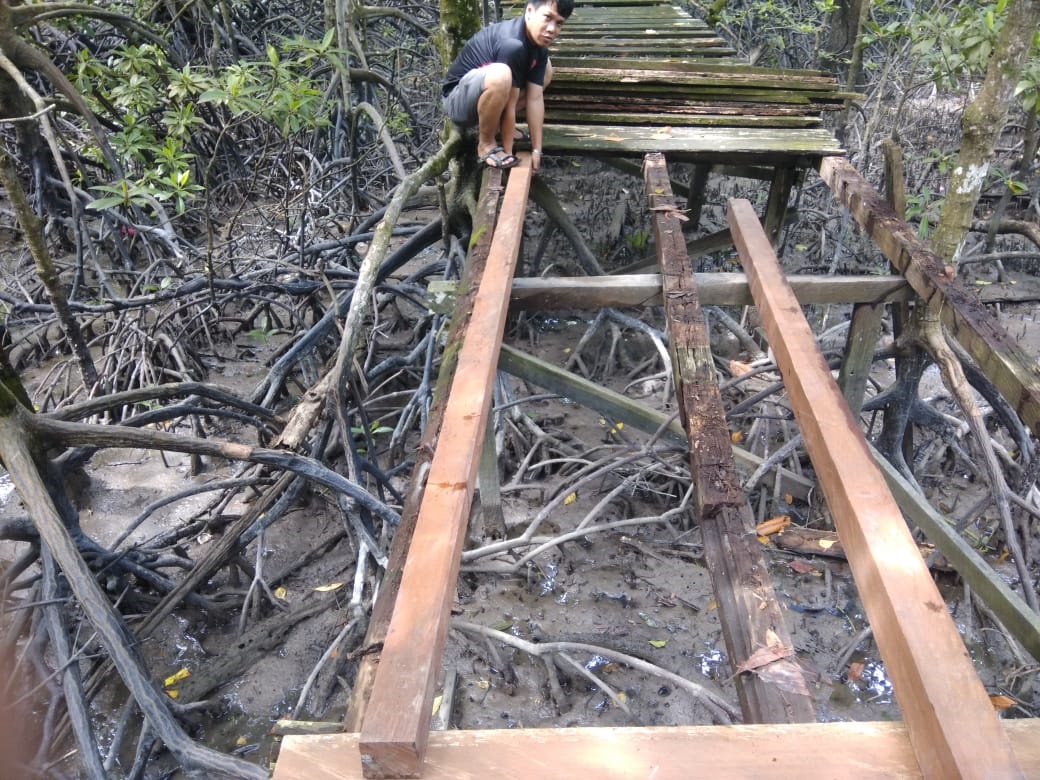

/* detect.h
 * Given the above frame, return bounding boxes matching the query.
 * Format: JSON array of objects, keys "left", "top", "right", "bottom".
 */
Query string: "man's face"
[{"left": 524, "top": 2, "right": 565, "bottom": 47}]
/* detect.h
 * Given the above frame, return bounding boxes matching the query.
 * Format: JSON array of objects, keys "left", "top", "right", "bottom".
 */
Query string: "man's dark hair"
[{"left": 529, "top": 0, "right": 574, "bottom": 20}]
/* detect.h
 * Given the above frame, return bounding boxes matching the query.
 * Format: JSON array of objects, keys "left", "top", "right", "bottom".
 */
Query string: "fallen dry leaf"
[
  {"left": 788, "top": 559, "right": 817, "bottom": 575},
  {"left": 990, "top": 694, "right": 1016, "bottom": 711},
  {"left": 728, "top": 360, "right": 753, "bottom": 376},
  {"left": 755, "top": 515, "right": 791, "bottom": 537},
  {"left": 847, "top": 661, "right": 865, "bottom": 683}
]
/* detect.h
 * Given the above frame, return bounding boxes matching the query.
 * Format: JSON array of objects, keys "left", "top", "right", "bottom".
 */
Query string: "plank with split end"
[
  {"left": 645, "top": 152, "right": 813, "bottom": 723},
  {"left": 357, "top": 160, "right": 533, "bottom": 778},
  {"left": 727, "top": 197, "right": 1023, "bottom": 780},
  {"left": 272, "top": 720, "right": 1040, "bottom": 780},
  {"left": 817, "top": 156, "right": 1040, "bottom": 436}
]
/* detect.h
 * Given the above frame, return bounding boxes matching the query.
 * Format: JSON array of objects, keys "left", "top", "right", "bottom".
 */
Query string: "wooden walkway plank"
[
  {"left": 272, "top": 720, "right": 1040, "bottom": 780},
  {"left": 544, "top": 124, "right": 844, "bottom": 161},
  {"left": 818, "top": 156, "right": 1040, "bottom": 436},
  {"left": 727, "top": 197, "right": 1023, "bottom": 780},
  {"left": 646, "top": 153, "right": 814, "bottom": 723},
  {"left": 357, "top": 160, "right": 533, "bottom": 778}
]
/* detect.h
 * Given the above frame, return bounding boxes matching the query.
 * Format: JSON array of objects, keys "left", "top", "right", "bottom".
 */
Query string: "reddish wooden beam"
[
  {"left": 727, "top": 197, "right": 1023, "bottom": 780},
  {"left": 818, "top": 156, "right": 1040, "bottom": 437},
  {"left": 358, "top": 160, "right": 533, "bottom": 777}
]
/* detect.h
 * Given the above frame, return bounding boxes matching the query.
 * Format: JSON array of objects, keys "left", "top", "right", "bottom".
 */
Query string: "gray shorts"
[{"left": 442, "top": 68, "right": 488, "bottom": 129}]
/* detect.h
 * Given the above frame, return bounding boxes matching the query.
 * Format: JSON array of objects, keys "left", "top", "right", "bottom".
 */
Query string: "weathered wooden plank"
[
  {"left": 553, "top": 56, "right": 833, "bottom": 78},
  {"left": 728, "top": 197, "right": 1024, "bottom": 780},
  {"left": 544, "top": 124, "right": 844, "bottom": 161},
  {"left": 818, "top": 157, "right": 1040, "bottom": 436},
  {"left": 357, "top": 160, "right": 533, "bottom": 778},
  {"left": 507, "top": 273, "right": 911, "bottom": 309},
  {"left": 554, "top": 66, "right": 840, "bottom": 92},
  {"left": 646, "top": 152, "right": 814, "bottom": 723},
  {"left": 272, "top": 721, "right": 1040, "bottom": 780},
  {"left": 544, "top": 109, "right": 822, "bottom": 129},
  {"left": 344, "top": 171, "right": 506, "bottom": 731}
]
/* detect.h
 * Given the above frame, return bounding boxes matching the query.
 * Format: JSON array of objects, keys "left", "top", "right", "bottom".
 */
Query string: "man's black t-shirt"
[{"left": 442, "top": 16, "right": 548, "bottom": 97}]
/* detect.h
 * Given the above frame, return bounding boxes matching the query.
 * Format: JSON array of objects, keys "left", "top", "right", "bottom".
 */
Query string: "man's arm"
[{"left": 525, "top": 82, "right": 545, "bottom": 171}]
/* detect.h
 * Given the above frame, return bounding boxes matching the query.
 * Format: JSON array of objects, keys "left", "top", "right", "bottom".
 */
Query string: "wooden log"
[
  {"left": 357, "top": 160, "right": 533, "bottom": 778},
  {"left": 818, "top": 156, "right": 1040, "bottom": 436},
  {"left": 344, "top": 170, "right": 506, "bottom": 731},
  {"left": 645, "top": 152, "right": 813, "bottom": 723},
  {"left": 727, "top": 197, "right": 1023, "bottom": 779},
  {"left": 271, "top": 720, "right": 1040, "bottom": 780}
]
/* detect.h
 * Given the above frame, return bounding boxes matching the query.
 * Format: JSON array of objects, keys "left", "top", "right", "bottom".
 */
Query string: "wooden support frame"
[
  {"left": 818, "top": 156, "right": 1040, "bottom": 436},
  {"left": 727, "top": 197, "right": 1023, "bottom": 779},
  {"left": 357, "top": 160, "right": 533, "bottom": 777},
  {"left": 645, "top": 153, "right": 814, "bottom": 723}
]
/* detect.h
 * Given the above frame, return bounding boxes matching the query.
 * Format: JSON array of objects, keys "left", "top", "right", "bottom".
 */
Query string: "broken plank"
[
  {"left": 272, "top": 720, "right": 1040, "bottom": 780},
  {"left": 646, "top": 152, "right": 813, "bottom": 723},
  {"left": 818, "top": 156, "right": 1040, "bottom": 437},
  {"left": 728, "top": 196, "right": 1023, "bottom": 780},
  {"left": 357, "top": 159, "right": 533, "bottom": 778}
]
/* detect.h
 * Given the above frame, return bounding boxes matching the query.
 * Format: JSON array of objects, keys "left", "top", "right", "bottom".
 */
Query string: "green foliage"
[{"left": 75, "top": 33, "right": 340, "bottom": 217}]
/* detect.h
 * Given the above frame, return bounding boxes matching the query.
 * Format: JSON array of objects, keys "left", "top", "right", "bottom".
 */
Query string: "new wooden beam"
[
  {"left": 357, "top": 160, "right": 533, "bottom": 778},
  {"left": 272, "top": 720, "right": 1040, "bottom": 780},
  {"left": 727, "top": 197, "right": 1023, "bottom": 779},
  {"left": 344, "top": 171, "right": 507, "bottom": 731},
  {"left": 646, "top": 153, "right": 814, "bottom": 723},
  {"left": 818, "top": 156, "right": 1040, "bottom": 437}
]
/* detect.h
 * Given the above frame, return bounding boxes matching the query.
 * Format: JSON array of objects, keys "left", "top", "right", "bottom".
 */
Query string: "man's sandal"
[{"left": 478, "top": 146, "right": 519, "bottom": 169}]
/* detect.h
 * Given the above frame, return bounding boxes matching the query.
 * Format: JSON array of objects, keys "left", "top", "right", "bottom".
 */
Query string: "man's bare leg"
[{"left": 475, "top": 63, "right": 514, "bottom": 160}]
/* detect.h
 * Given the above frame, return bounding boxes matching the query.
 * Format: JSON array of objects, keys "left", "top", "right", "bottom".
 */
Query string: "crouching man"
[{"left": 442, "top": 0, "right": 574, "bottom": 171}]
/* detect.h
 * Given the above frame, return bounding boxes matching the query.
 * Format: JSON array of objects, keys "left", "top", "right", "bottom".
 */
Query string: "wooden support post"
[
  {"left": 818, "top": 156, "right": 1040, "bottom": 436},
  {"left": 645, "top": 153, "right": 814, "bottom": 723},
  {"left": 727, "top": 197, "right": 1023, "bottom": 779},
  {"left": 763, "top": 165, "right": 796, "bottom": 243},
  {"left": 686, "top": 163, "right": 712, "bottom": 229},
  {"left": 837, "top": 302, "right": 885, "bottom": 417},
  {"left": 358, "top": 159, "right": 533, "bottom": 778}
]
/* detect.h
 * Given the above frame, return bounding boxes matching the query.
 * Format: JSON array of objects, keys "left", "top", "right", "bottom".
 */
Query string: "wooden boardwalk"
[{"left": 272, "top": 0, "right": 1040, "bottom": 777}]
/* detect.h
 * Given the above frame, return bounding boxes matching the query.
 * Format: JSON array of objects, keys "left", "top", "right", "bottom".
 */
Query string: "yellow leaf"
[
  {"left": 755, "top": 516, "right": 790, "bottom": 537},
  {"left": 649, "top": 639, "right": 668, "bottom": 648},
  {"left": 731, "top": 430, "right": 744, "bottom": 443},
  {"left": 166, "top": 690, "right": 179, "bottom": 699},
  {"left": 164, "top": 668, "right": 191, "bottom": 688},
  {"left": 616, "top": 691, "right": 628, "bottom": 703},
  {"left": 564, "top": 492, "right": 577, "bottom": 505},
  {"left": 990, "top": 694, "right": 1016, "bottom": 711},
  {"left": 706, "top": 598, "right": 718, "bottom": 611},
  {"left": 431, "top": 694, "right": 443, "bottom": 716},
  {"left": 314, "top": 582, "right": 345, "bottom": 592},
  {"left": 274, "top": 586, "right": 288, "bottom": 600},
  {"left": 818, "top": 539, "right": 835, "bottom": 550},
  {"left": 615, "top": 422, "right": 624, "bottom": 430},
  {"left": 236, "top": 736, "right": 248, "bottom": 746},
  {"left": 784, "top": 493, "right": 794, "bottom": 504},
  {"left": 477, "top": 679, "right": 490, "bottom": 690}
]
